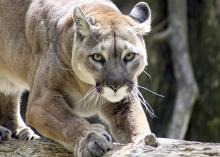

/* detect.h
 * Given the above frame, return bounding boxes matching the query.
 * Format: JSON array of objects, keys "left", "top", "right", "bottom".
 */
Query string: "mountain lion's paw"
[
  {"left": 144, "top": 133, "right": 159, "bottom": 147},
  {"left": 77, "top": 132, "right": 112, "bottom": 157},
  {"left": 15, "top": 127, "right": 40, "bottom": 141},
  {"left": 0, "top": 126, "right": 12, "bottom": 141}
]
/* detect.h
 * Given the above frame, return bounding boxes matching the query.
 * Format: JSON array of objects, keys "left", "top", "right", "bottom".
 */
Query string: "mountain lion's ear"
[
  {"left": 73, "top": 7, "right": 90, "bottom": 37},
  {"left": 129, "top": 2, "right": 151, "bottom": 35}
]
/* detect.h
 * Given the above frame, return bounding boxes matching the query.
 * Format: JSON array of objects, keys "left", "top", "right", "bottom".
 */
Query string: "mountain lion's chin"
[
  {"left": 102, "top": 86, "right": 129, "bottom": 103},
  {"left": 103, "top": 95, "right": 125, "bottom": 103}
]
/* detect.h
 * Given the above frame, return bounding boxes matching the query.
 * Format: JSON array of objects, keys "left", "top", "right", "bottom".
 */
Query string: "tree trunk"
[{"left": 166, "top": 0, "right": 199, "bottom": 139}]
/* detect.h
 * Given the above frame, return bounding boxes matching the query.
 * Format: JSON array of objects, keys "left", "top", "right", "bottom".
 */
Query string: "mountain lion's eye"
[
  {"left": 124, "top": 53, "right": 136, "bottom": 62},
  {"left": 91, "top": 53, "right": 105, "bottom": 63}
]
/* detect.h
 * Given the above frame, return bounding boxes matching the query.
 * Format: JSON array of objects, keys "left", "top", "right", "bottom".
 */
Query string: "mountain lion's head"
[{"left": 71, "top": 2, "right": 151, "bottom": 103}]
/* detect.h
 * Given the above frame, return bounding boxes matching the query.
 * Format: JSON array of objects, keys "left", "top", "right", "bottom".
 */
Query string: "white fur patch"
[
  {"left": 0, "top": 74, "right": 27, "bottom": 95},
  {"left": 102, "top": 86, "right": 128, "bottom": 103}
]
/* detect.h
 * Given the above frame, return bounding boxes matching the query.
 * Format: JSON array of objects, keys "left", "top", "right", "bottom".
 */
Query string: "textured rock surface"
[{"left": 0, "top": 138, "right": 219, "bottom": 157}]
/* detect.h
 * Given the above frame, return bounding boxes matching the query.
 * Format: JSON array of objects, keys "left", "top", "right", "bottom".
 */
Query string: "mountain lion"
[{"left": 0, "top": 0, "right": 157, "bottom": 156}]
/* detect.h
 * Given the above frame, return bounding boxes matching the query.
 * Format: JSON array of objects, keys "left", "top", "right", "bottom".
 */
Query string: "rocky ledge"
[{"left": 0, "top": 138, "right": 219, "bottom": 157}]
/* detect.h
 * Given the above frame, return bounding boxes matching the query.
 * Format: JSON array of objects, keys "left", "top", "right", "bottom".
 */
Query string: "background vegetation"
[{"left": 112, "top": 0, "right": 220, "bottom": 142}]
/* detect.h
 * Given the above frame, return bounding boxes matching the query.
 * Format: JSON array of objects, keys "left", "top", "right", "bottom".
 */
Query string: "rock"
[{"left": 0, "top": 138, "right": 219, "bottom": 157}]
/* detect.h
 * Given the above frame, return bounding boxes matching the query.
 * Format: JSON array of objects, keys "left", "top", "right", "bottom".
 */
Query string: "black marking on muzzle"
[{"left": 95, "top": 82, "right": 102, "bottom": 93}]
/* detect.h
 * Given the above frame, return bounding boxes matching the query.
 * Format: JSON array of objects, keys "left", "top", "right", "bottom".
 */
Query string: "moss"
[{"left": 207, "top": 118, "right": 220, "bottom": 138}]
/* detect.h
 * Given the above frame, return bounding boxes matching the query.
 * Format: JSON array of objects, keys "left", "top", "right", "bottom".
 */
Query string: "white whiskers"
[
  {"left": 130, "top": 84, "right": 156, "bottom": 118},
  {"left": 58, "top": 66, "right": 73, "bottom": 71},
  {"left": 76, "top": 86, "right": 103, "bottom": 110},
  {"left": 137, "top": 85, "right": 164, "bottom": 98},
  {"left": 76, "top": 87, "right": 96, "bottom": 107},
  {"left": 84, "top": 89, "right": 98, "bottom": 109},
  {"left": 143, "top": 70, "right": 152, "bottom": 81}
]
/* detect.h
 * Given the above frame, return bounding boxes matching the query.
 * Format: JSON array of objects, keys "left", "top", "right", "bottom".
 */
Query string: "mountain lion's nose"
[{"left": 107, "top": 84, "right": 121, "bottom": 92}]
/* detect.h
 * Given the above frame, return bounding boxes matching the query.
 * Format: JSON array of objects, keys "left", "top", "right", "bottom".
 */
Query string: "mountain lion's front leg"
[
  {"left": 99, "top": 99, "right": 158, "bottom": 146},
  {"left": 0, "top": 90, "right": 38, "bottom": 141},
  {"left": 26, "top": 89, "right": 112, "bottom": 157}
]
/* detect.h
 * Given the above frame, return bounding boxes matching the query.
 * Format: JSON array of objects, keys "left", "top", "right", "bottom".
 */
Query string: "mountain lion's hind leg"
[{"left": 0, "top": 78, "right": 39, "bottom": 141}]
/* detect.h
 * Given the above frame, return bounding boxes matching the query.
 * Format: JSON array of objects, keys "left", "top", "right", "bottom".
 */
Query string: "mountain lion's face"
[{"left": 71, "top": 2, "right": 151, "bottom": 103}]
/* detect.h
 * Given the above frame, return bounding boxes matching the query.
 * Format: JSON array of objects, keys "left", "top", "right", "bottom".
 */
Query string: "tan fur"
[{"left": 0, "top": 0, "right": 155, "bottom": 156}]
